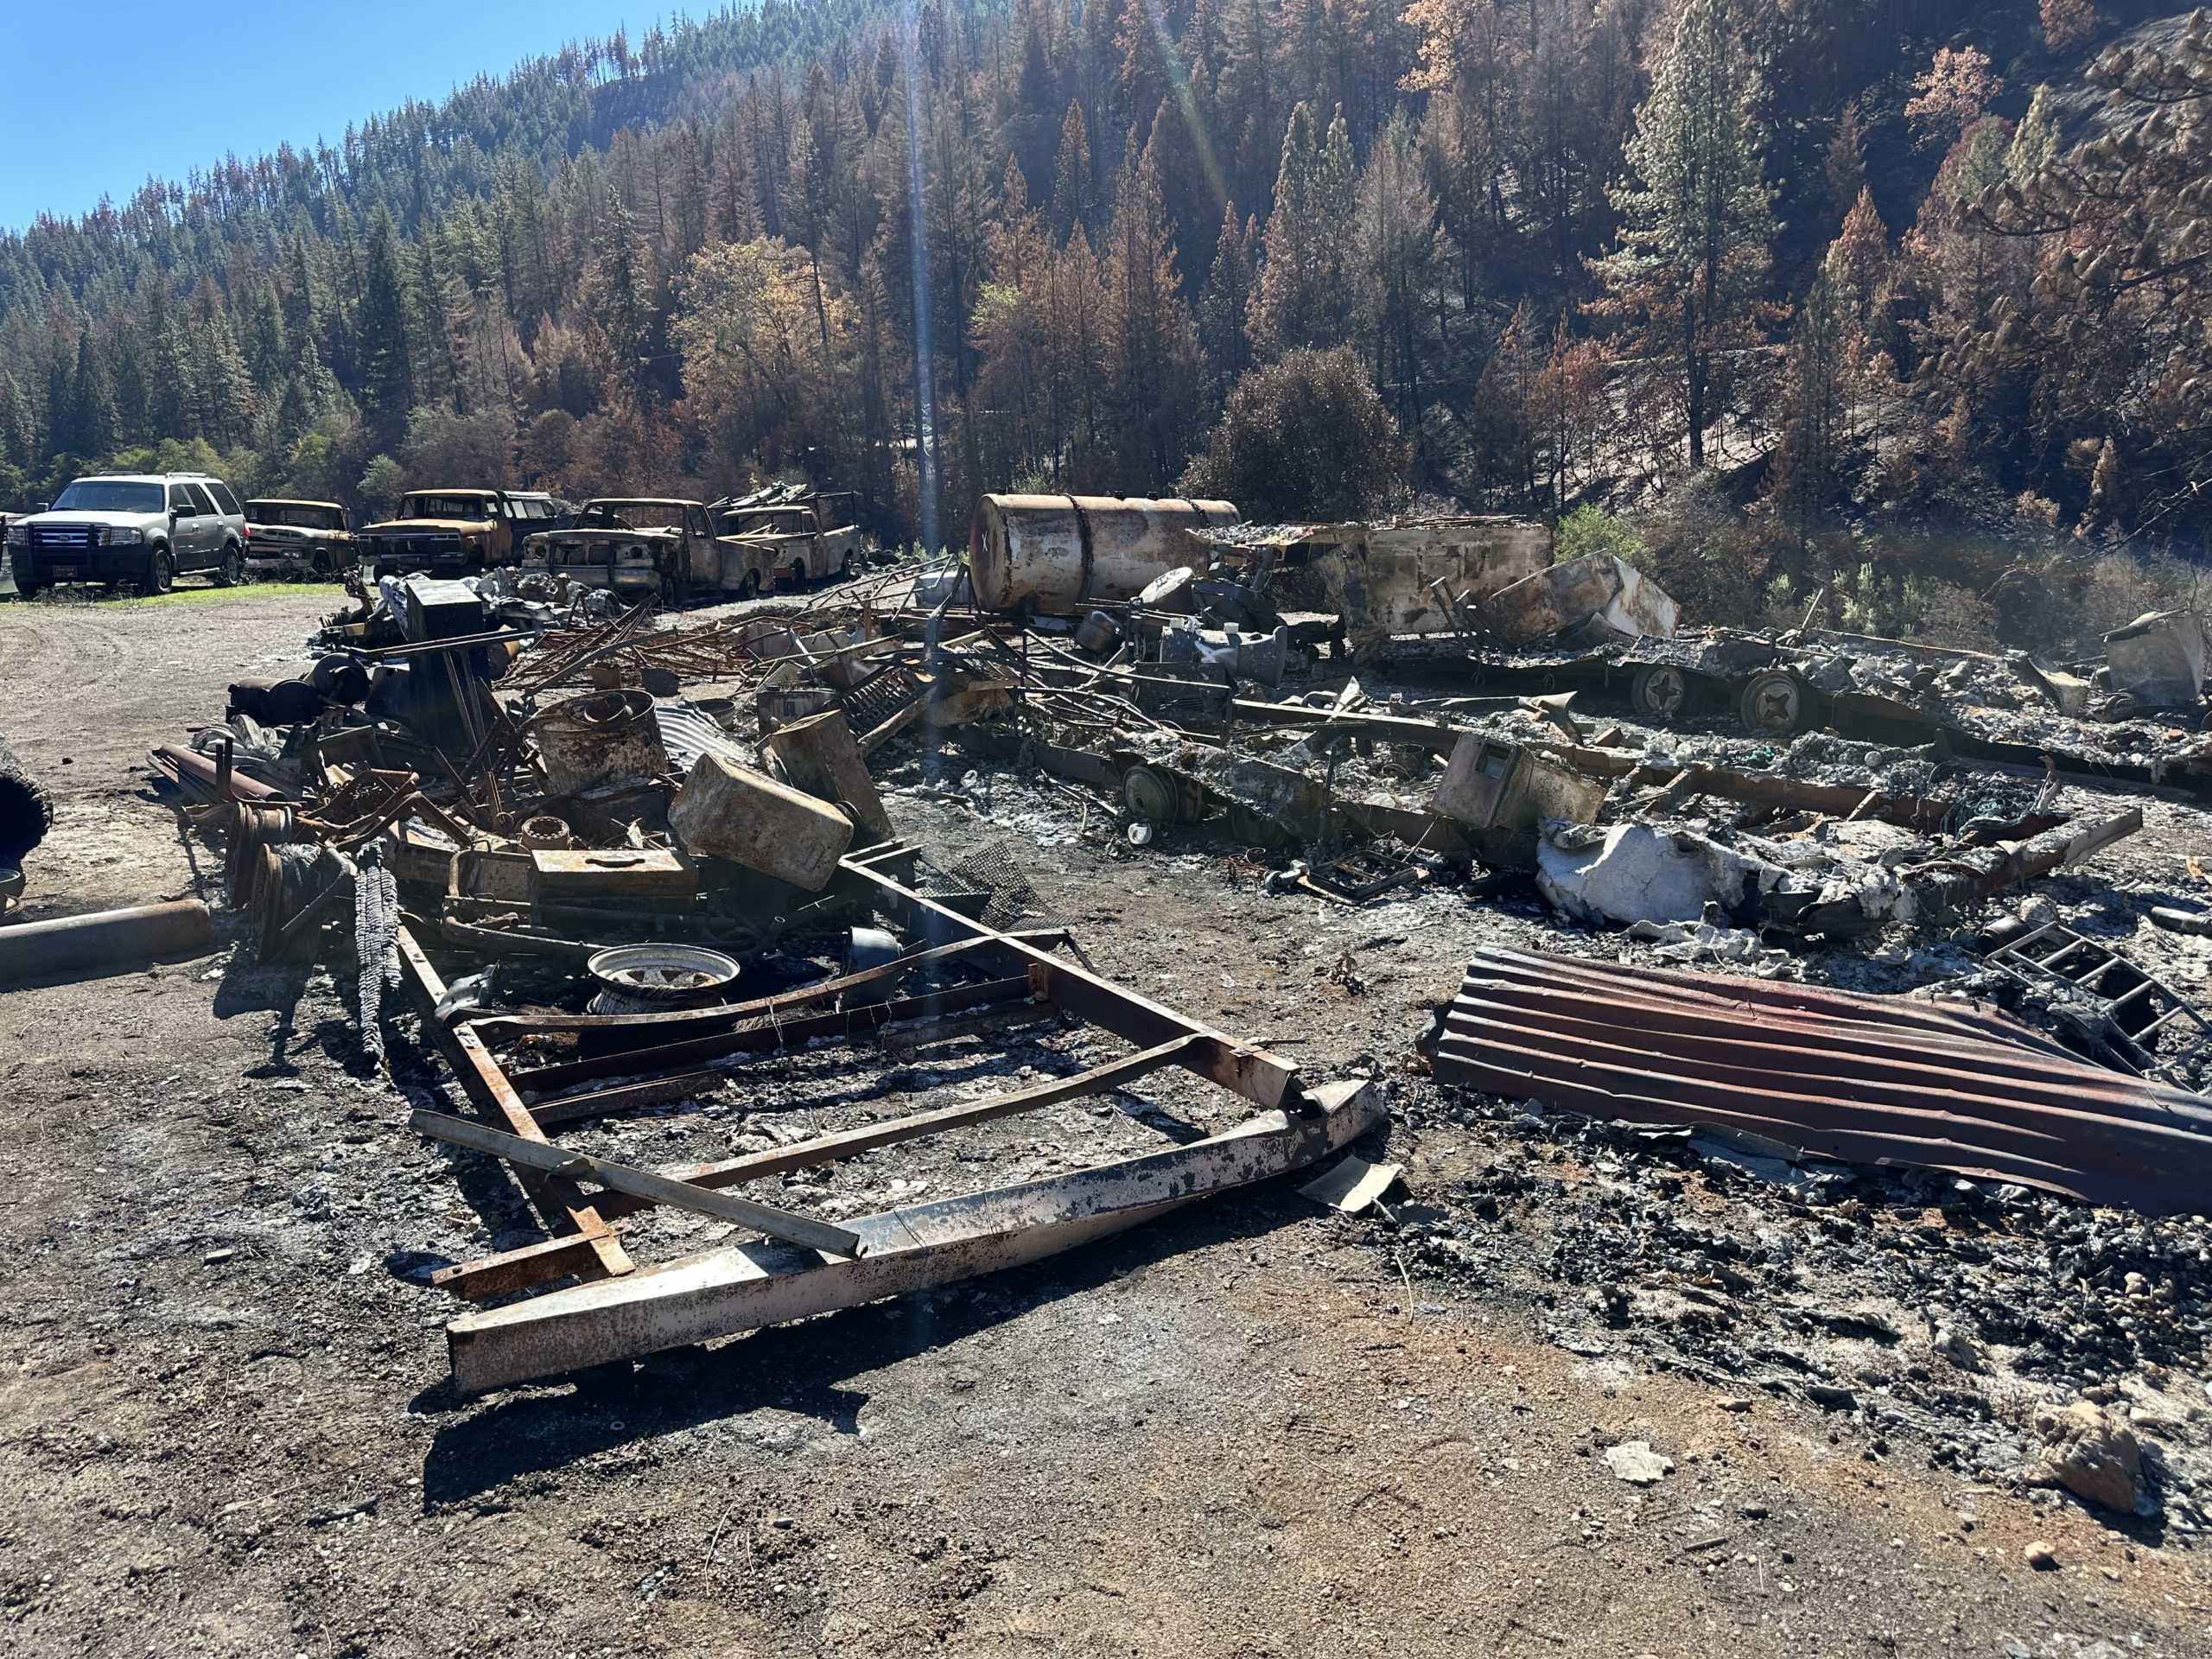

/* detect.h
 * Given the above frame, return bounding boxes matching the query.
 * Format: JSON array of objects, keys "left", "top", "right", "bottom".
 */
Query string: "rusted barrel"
[
  {"left": 533, "top": 690, "right": 670, "bottom": 797},
  {"left": 969, "top": 494, "right": 1237, "bottom": 614}
]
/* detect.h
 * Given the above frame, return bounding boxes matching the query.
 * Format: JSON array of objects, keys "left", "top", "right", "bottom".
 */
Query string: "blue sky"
[{"left": 1, "top": 2, "right": 652, "bottom": 229}]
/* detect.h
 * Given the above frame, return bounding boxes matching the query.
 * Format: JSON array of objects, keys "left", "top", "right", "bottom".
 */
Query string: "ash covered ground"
[{"left": 3, "top": 590, "right": 2211, "bottom": 1656}]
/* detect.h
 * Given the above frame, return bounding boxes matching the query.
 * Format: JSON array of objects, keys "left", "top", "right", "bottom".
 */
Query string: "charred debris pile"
[{"left": 129, "top": 494, "right": 2212, "bottom": 1477}]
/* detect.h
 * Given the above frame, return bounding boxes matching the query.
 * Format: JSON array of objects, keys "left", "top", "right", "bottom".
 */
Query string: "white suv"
[{"left": 5, "top": 473, "right": 250, "bottom": 596}]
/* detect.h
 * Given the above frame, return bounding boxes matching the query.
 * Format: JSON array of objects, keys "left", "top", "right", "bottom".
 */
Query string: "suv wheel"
[
  {"left": 145, "top": 549, "right": 175, "bottom": 595},
  {"left": 737, "top": 571, "right": 760, "bottom": 601},
  {"left": 214, "top": 544, "right": 245, "bottom": 588}
]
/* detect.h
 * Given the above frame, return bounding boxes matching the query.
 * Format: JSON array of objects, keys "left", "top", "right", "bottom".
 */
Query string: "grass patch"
[{"left": 12, "top": 579, "right": 339, "bottom": 610}]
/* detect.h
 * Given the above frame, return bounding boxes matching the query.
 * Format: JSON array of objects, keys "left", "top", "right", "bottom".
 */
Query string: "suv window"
[
  {"left": 185, "top": 483, "right": 219, "bottom": 515},
  {"left": 168, "top": 484, "right": 198, "bottom": 514},
  {"left": 53, "top": 480, "right": 162, "bottom": 512},
  {"left": 204, "top": 480, "right": 241, "bottom": 515}
]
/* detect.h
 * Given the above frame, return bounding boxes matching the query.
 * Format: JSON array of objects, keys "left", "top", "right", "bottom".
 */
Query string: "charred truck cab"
[
  {"left": 358, "top": 489, "right": 565, "bottom": 576},
  {"left": 524, "top": 499, "right": 720, "bottom": 607},
  {"left": 712, "top": 488, "right": 862, "bottom": 594},
  {"left": 243, "top": 499, "right": 356, "bottom": 581}
]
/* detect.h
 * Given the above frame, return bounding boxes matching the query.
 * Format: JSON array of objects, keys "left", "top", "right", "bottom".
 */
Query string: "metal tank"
[{"left": 969, "top": 494, "right": 1239, "bottom": 614}]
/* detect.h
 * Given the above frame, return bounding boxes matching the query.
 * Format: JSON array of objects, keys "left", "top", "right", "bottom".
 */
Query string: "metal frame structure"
[
  {"left": 399, "top": 852, "right": 1378, "bottom": 1392},
  {"left": 1982, "top": 919, "right": 2212, "bottom": 1091}
]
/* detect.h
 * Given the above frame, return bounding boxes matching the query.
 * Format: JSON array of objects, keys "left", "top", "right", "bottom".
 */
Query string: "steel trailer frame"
[{"left": 398, "top": 851, "right": 1378, "bottom": 1392}]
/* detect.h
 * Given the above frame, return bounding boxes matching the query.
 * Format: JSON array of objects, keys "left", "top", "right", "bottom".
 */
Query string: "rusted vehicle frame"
[
  {"left": 524, "top": 497, "right": 718, "bottom": 605},
  {"left": 359, "top": 488, "right": 559, "bottom": 575},
  {"left": 242, "top": 499, "right": 356, "bottom": 579},
  {"left": 715, "top": 495, "right": 863, "bottom": 593}
]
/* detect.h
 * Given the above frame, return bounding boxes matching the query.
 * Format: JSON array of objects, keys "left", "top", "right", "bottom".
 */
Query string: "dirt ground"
[{"left": 3, "top": 584, "right": 2210, "bottom": 1657}]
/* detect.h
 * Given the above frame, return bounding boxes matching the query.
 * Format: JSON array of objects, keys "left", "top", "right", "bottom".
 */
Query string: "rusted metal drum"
[
  {"left": 969, "top": 495, "right": 1237, "bottom": 614},
  {"left": 532, "top": 690, "right": 670, "bottom": 797}
]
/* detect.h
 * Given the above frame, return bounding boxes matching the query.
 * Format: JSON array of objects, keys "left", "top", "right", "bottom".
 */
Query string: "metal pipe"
[
  {"left": 0, "top": 899, "right": 215, "bottom": 987},
  {"left": 151, "top": 744, "right": 285, "bottom": 802}
]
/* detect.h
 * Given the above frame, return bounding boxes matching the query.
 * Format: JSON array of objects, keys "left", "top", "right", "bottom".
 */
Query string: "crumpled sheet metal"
[
  {"left": 1433, "top": 947, "right": 2212, "bottom": 1212},
  {"left": 1480, "top": 552, "right": 1678, "bottom": 647},
  {"left": 1535, "top": 822, "right": 1913, "bottom": 934}
]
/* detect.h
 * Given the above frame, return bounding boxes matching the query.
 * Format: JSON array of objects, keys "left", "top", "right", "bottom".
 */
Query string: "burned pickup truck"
[
  {"left": 243, "top": 499, "right": 356, "bottom": 580},
  {"left": 713, "top": 488, "right": 863, "bottom": 594},
  {"left": 523, "top": 498, "right": 722, "bottom": 607},
  {"left": 358, "top": 489, "right": 567, "bottom": 576}
]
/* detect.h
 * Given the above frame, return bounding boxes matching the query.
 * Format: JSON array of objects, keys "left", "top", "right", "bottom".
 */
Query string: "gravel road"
[{"left": 0, "top": 588, "right": 2206, "bottom": 1656}]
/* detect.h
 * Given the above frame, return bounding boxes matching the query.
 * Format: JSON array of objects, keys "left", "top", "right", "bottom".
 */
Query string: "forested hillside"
[{"left": 3, "top": 0, "right": 2208, "bottom": 643}]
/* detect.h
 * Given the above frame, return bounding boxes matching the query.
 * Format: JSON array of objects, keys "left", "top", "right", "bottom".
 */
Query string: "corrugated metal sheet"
[{"left": 1434, "top": 947, "right": 2212, "bottom": 1212}]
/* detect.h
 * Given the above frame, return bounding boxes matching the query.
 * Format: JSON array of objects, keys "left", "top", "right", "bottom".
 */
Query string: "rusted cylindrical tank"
[
  {"left": 969, "top": 494, "right": 1238, "bottom": 614},
  {"left": 533, "top": 690, "right": 670, "bottom": 797}
]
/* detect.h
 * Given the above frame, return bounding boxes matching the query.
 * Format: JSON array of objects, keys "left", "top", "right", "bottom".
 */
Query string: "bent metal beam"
[{"left": 446, "top": 1079, "right": 1377, "bottom": 1393}]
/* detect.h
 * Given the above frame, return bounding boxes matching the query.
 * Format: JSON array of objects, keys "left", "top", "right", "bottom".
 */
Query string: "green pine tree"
[
  {"left": 1590, "top": 0, "right": 1778, "bottom": 468},
  {"left": 64, "top": 331, "right": 117, "bottom": 461},
  {"left": 1249, "top": 104, "right": 1358, "bottom": 359},
  {"left": 357, "top": 208, "right": 419, "bottom": 446}
]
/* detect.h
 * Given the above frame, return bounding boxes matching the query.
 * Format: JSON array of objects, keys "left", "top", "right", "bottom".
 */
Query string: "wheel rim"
[
  {"left": 1122, "top": 766, "right": 1180, "bottom": 824},
  {"left": 1742, "top": 671, "right": 1802, "bottom": 735},
  {"left": 151, "top": 554, "right": 173, "bottom": 593},
  {"left": 1636, "top": 665, "right": 1688, "bottom": 718},
  {"left": 224, "top": 550, "right": 242, "bottom": 584}
]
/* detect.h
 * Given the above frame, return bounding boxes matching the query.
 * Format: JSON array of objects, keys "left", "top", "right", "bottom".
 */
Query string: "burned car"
[
  {"left": 243, "top": 499, "right": 356, "bottom": 581},
  {"left": 714, "top": 489, "right": 863, "bottom": 594},
  {"left": 523, "top": 499, "right": 721, "bottom": 607},
  {"left": 358, "top": 489, "right": 566, "bottom": 576}
]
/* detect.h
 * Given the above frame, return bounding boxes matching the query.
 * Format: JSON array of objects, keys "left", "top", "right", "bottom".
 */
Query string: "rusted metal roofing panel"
[{"left": 1434, "top": 947, "right": 2212, "bottom": 1212}]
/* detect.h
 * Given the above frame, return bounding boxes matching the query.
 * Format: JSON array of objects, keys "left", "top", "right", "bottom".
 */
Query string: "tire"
[
  {"left": 1738, "top": 668, "right": 1804, "bottom": 737},
  {"left": 13, "top": 576, "right": 42, "bottom": 601},
  {"left": 144, "top": 549, "right": 175, "bottom": 595},
  {"left": 789, "top": 561, "right": 807, "bottom": 592},
  {"left": 658, "top": 575, "right": 680, "bottom": 612},
  {"left": 738, "top": 571, "right": 760, "bottom": 601},
  {"left": 0, "top": 732, "right": 53, "bottom": 869},
  {"left": 1629, "top": 663, "right": 1691, "bottom": 721},
  {"left": 214, "top": 543, "right": 245, "bottom": 588},
  {"left": 838, "top": 549, "right": 855, "bottom": 577},
  {"left": 1122, "top": 766, "right": 1184, "bottom": 826}
]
